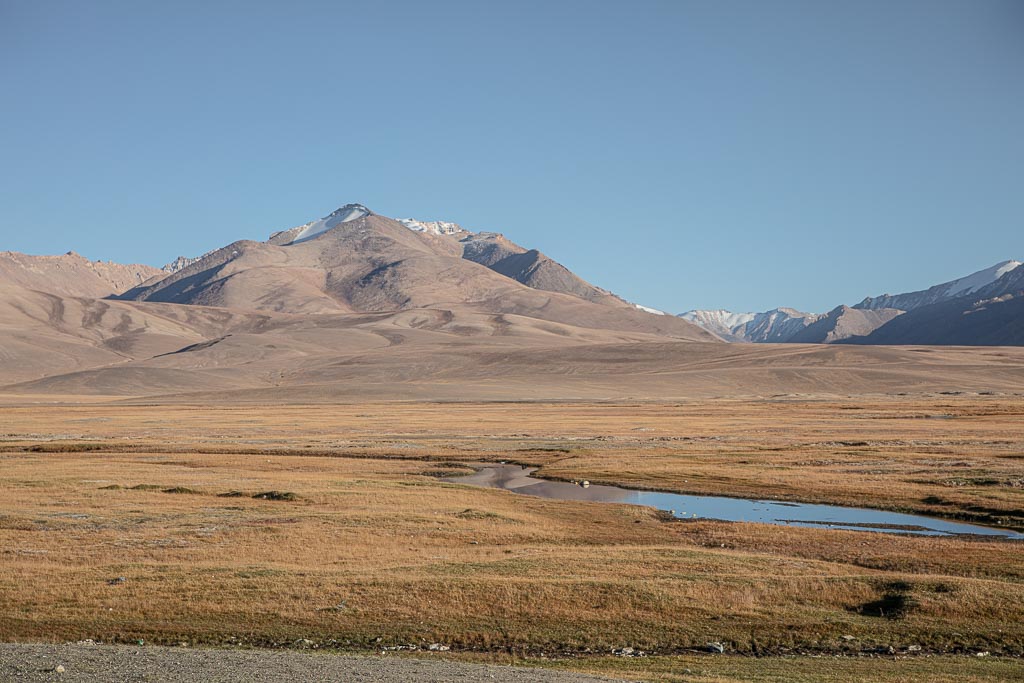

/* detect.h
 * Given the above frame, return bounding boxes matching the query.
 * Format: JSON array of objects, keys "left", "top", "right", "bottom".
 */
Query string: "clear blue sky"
[{"left": 1, "top": 0, "right": 1021, "bottom": 313}]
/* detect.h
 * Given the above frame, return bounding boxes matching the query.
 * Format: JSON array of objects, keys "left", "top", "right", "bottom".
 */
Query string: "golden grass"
[
  {"left": 0, "top": 397, "right": 1022, "bottom": 680},
  {"left": 3, "top": 397, "right": 1021, "bottom": 524}
]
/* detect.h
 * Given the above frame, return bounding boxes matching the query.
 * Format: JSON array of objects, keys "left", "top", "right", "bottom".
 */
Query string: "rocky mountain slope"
[
  {"left": 680, "top": 308, "right": 822, "bottom": 343},
  {"left": 0, "top": 251, "right": 163, "bottom": 298},
  {"left": 787, "top": 306, "right": 903, "bottom": 344},
  {"left": 855, "top": 260, "right": 1022, "bottom": 312},
  {"left": 677, "top": 310, "right": 756, "bottom": 341},
  {"left": 842, "top": 263, "right": 1024, "bottom": 346},
  {"left": 460, "top": 233, "right": 613, "bottom": 303},
  {"left": 682, "top": 260, "right": 1022, "bottom": 346}
]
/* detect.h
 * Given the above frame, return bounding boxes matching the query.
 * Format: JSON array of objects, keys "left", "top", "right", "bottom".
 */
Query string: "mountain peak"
[
  {"left": 268, "top": 203, "right": 373, "bottom": 246},
  {"left": 327, "top": 203, "right": 373, "bottom": 219}
]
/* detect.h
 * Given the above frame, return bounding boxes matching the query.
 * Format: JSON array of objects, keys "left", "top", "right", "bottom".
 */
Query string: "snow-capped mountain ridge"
[
  {"left": 739, "top": 308, "right": 822, "bottom": 343},
  {"left": 682, "top": 259, "right": 1022, "bottom": 344},
  {"left": 680, "top": 310, "right": 756, "bottom": 339},
  {"left": 267, "top": 204, "right": 475, "bottom": 245},
  {"left": 680, "top": 308, "right": 817, "bottom": 342},
  {"left": 397, "top": 218, "right": 467, "bottom": 236},
  {"left": 948, "top": 260, "right": 1022, "bottom": 295},
  {"left": 855, "top": 260, "right": 1022, "bottom": 312}
]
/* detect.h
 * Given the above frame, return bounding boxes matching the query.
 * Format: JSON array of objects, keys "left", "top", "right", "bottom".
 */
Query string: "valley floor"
[{"left": 0, "top": 397, "right": 1021, "bottom": 681}]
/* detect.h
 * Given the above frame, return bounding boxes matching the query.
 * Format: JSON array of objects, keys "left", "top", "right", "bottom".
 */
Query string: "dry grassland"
[{"left": 0, "top": 397, "right": 1021, "bottom": 681}]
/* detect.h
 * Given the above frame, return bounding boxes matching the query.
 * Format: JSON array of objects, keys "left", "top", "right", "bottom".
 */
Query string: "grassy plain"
[{"left": 0, "top": 396, "right": 1022, "bottom": 681}]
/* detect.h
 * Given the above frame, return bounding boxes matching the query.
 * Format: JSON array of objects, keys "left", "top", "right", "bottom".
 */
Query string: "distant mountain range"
[
  {"left": 682, "top": 259, "right": 1023, "bottom": 345},
  {"left": 1, "top": 202, "right": 1022, "bottom": 401},
  {"left": 0, "top": 202, "right": 721, "bottom": 398}
]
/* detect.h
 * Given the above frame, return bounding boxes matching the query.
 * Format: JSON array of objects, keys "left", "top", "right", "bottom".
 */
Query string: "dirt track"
[{"left": 0, "top": 643, "right": 627, "bottom": 682}]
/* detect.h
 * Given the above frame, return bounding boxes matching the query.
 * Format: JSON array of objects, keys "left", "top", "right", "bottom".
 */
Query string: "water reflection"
[{"left": 446, "top": 465, "right": 1023, "bottom": 539}]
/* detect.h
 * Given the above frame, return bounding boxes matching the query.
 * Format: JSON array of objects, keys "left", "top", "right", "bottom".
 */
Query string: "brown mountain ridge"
[
  {"left": 116, "top": 206, "right": 703, "bottom": 339},
  {"left": 2, "top": 203, "right": 1023, "bottom": 401}
]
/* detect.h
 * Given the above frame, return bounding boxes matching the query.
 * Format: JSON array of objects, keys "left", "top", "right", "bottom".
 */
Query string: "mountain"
[
  {"left": 158, "top": 206, "right": 621, "bottom": 308},
  {"left": 0, "top": 279, "right": 270, "bottom": 386},
  {"left": 266, "top": 203, "right": 373, "bottom": 246},
  {"left": 682, "top": 260, "right": 1022, "bottom": 346},
  {"left": 163, "top": 254, "right": 209, "bottom": 274},
  {"left": 787, "top": 305, "right": 903, "bottom": 343},
  {"left": 6, "top": 277, "right": 1024, "bottom": 400},
  {"left": 678, "top": 310, "right": 755, "bottom": 341},
  {"left": 0, "top": 250, "right": 163, "bottom": 298},
  {"left": 116, "top": 204, "right": 712, "bottom": 339},
  {"left": 458, "top": 232, "right": 615, "bottom": 303},
  {"left": 397, "top": 218, "right": 467, "bottom": 236},
  {"left": 843, "top": 262, "right": 1024, "bottom": 346},
  {"left": 740, "top": 308, "right": 823, "bottom": 343},
  {"left": 4, "top": 202, "right": 1022, "bottom": 401},
  {"left": 680, "top": 308, "right": 821, "bottom": 343},
  {"left": 854, "top": 260, "right": 1022, "bottom": 312},
  {"left": 0, "top": 201, "right": 721, "bottom": 398},
  {"left": 842, "top": 294, "right": 1024, "bottom": 346}
]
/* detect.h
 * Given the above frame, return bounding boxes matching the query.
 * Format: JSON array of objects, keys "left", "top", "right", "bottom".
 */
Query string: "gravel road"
[{"left": 0, "top": 644, "right": 629, "bottom": 682}]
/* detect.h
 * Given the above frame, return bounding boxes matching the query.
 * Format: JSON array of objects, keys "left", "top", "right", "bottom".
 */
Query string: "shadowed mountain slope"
[
  {"left": 843, "top": 294, "right": 1024, "bottom": 346},
  {"left": 855, "top": 260, "right": 1022, "bottom": 312},
  {"left": 457, "top": 232, "right": 613, "bottom": 303},
  {"left": 844, "top": 261, "right": 1024, "bottom": 346},
  {"left": 682, "top": 259, "right": 1023, "bottom": 346}
]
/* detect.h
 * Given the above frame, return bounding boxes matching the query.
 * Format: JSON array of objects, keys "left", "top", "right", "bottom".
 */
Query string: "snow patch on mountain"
[
  {"left": 946, "top": 260, "right": 1022, "bottom": 296},
  {"left": 290, "top": 204, "right": 371, "bottom": 243},
  {"left": 269, "top": 204, "right": 371, "bottom": 246},
  {"left": 632, "top": 303, "right": 667, "bottom": 316},
  {"left": 742, "top": 308, "right": 822, "bottom": 342},
  {"left": 269, "top": 204, "right": 473, "bottom": 245},
  {"left": 681, "top": 308, "right": 820, "bottom": 342},
  {"left": 681, "top": 309, "right": 756, "bottom": 334},
  {"left": 397, "top": 218, "right": 467, "bottom": 236}
]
